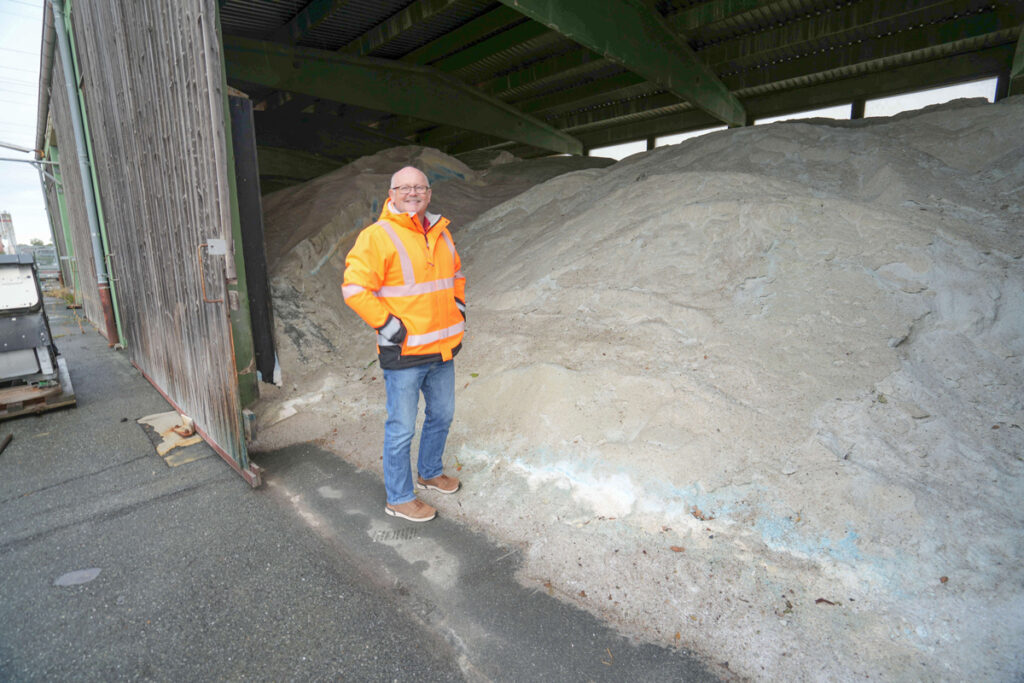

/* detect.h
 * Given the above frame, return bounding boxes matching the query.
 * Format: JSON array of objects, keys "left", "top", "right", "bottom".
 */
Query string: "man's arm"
[
  {"left": 452, "top": 232, "right": 466, "bottom": 319},
  {"left": 343, "top": 227, "right": 391, "bottom": 329}
]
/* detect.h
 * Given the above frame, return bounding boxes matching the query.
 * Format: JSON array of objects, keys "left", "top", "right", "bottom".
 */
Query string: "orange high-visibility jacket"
[{"left": 342, "top": 200, "right": 465, "bottom": 369}]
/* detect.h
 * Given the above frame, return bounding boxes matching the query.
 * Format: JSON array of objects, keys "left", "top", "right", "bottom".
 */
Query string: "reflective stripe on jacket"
[{"left": 343, "top": 200, "right": 465, "bottom": 369}]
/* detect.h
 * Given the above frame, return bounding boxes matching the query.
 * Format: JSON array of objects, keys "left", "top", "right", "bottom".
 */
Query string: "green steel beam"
[
  {"left": 703, "top": 1, "right": 1021, "bottom": 76},
  {"left": 254, "top": 109, "right": 411, "bottom": 156},
  {"left": 549, "top": 91, "right": 684, "bottom": 131},
  {"left": 482, "top": 1, "right": 997, "bottom": 105},
  {"left": 339, "top": 0, "right": 462, "bottom": 56},
  {"left": 429, "top": 20, "right": 550, "bottom": 72},
  {"left": 268, "top": 0, "right": 355, "bottom": 44},
  {"left": 571, "top": 43, "right": 1016, "bottom": 149},
  {"left": 479, "top": 49, "right": 607, "bottom": 97},
  {"left": 256, "top": 146, "right": 344, "bottom": 181},
  {"left": 401, "top": 5, "right": 522, "bottom": 64},
  {"left": 259, "top": 90, "right": 312, "bottom": 113},
  {"left": 223, "top": 36, "right": 582, "bottom": 154},
  {"left": 265, "top": 0, "right": 469, "bottom": 113},
  {"left": 259, "top": 0, "right": 356, "bottom": 112},
  {"left": 477, "top": 0, "right": 800, "bottom": 101},
  {"left": 415, "top": 124, "right": 500, "bottom": 152},
  {"left": 667, "top": 0, "right": 770, "bottom": 33},
  {"left": 497, "top": 0, "right": 745, "bottom": 126},
  {"left": 722, "top": 8, "right": 1023, "bottom": 90},
  {"left": 516, "top": 72, "right": 647, "bottom": 114},
  {"left": 531, "top": 2, "right": 1020, "bottom": 121},
  {"left": 1011, "top": 23, "right": 1024, "bottom": 95},
  {"left": 436, "top": 40, "right": 1016, "bottom": 156}
]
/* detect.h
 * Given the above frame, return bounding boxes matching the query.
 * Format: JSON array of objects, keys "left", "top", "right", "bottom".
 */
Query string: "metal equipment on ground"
[{"left": 0, "top": 253, "right": 75, "bottom": 419}]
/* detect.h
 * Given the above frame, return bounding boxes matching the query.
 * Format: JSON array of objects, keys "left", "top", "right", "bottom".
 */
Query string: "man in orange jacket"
[{"left": 343, "top": 166, "right": 465, "bottom": 522}]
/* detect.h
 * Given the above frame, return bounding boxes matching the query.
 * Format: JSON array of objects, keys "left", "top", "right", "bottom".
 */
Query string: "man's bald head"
[{"left": 388, "top": 166, "right": 432, "bottom": 220}]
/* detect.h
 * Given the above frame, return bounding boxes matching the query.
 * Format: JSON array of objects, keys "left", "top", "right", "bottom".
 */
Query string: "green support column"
[
  {"left": 1009, "top": 25, "right": 1024, "bottom": 96},
  {"left": 48, "top": 145, "right": 82, "bottom": 301},
  {"left": 218, "top": 25, "right": 259, "bottom": 409}
]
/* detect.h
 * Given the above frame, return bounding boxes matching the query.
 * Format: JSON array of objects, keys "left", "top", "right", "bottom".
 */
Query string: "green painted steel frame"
[
  {"left": 1011, "top": 23, "right": 1024, "bottom": 95},
  {"left": 497, "top": 0, "right": 746, "bottom": 126},
  {"left": 46, "top": 144, "right": 83, "bottom": 301},
  {"left": 570, "top": 43, "right": 1017, "bottom": 150},
  {"left": 339, "top": 0, "right": 463, "bottom": 56},
  {"left": 222, "top": 36, "right": 582, "bottom": 155},
  {"left": 402, "top": 5, "right": 523, "bottom": 64},
  {"left": 216, "top": 29, "right": 259, "bottom": 414},
  {"left": 268, "top": 0, "right": 356, "bottom": 44}
]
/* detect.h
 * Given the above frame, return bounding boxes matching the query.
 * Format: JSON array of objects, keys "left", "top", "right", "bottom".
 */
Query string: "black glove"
[
  {"left": 376, "top": 314, "right": 407, "bottom": 346},
  {"left": 455, "top": 297, "right": 466, "bottom": 321}
]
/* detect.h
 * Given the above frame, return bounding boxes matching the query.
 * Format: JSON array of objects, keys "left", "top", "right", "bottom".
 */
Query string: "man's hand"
[
  {"left": 455, "top": 298, "right": 466, "bottom": 321},
  {"left": 376, "top": 314, "right": 407, "bottom": 346}
]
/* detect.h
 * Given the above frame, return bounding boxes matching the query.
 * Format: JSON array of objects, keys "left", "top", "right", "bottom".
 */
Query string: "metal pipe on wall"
[
  {"left": 47, "top": 0, "right": 119, "bottom": 346},
  {"left": 34, "top": 3, "right": 54, "bottom": 157}
]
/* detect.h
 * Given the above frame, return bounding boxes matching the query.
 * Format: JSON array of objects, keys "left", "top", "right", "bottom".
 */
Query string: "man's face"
[{"left": 389, "top": 169, "right": 431, "bottom": 217}]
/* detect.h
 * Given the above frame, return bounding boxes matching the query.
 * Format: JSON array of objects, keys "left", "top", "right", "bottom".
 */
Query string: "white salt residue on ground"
[{"left": 253, "top": 97, "right": 1024, "bottom": 681}]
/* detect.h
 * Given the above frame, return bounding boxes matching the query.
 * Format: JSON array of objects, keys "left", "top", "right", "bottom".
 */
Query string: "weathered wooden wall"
[
  {"left": 54, "top": 0, "right": 250, "bottom": 474},
  {"left": 47, "top": 55, "right": 103, "bottom": 331}
]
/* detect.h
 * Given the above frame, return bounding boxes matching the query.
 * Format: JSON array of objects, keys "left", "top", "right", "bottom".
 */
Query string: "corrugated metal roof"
[
  {"left": 219, "top": 0, "right": 310, "bottom": 39},
  {"left": 451, "top": 31, "right": 568, "bottom": 82},
  {"left": 299, "top": 0, "right": 415, "bottom": 51},
  {"left": 218, "top": 0, "right": 1023, "bottom": 173},
  {"left": 369, "top": 0, "right": 496, "bottom": 59}
]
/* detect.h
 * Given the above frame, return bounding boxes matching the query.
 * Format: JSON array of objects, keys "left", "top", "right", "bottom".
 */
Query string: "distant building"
[
  {"left": 0, "top": 212, "right": 16, "bottom": 255},
  {"left": 15, "top": 244, "right": 61, "bottom": 281}
]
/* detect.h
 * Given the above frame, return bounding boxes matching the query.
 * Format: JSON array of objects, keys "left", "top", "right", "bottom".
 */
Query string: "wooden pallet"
[{"left": 0, "top": 357, "right": 76, "bottom": 421}]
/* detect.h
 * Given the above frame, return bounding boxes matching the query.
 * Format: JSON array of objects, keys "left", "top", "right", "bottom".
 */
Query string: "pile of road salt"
[{"left": 256, "top": 96, "right": 1023, "bottom": 681}]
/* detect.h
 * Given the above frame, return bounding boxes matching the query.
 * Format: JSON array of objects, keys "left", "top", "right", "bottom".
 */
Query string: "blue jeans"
[{"left": 382, "top": 360, "right": 455, "bottom": 505}]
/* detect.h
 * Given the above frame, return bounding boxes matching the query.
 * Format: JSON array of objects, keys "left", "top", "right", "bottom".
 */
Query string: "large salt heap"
[
  {"left": 256, "top": 97, "right": 1024, "bottom": 681},
  {"left": 260, "top": 145, "right": 612, "bottom": 367}
]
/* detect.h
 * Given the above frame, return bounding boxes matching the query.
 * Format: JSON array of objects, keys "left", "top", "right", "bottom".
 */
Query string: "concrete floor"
[{"left": 0, "top": 296, "right": 720, "bottom": 681}]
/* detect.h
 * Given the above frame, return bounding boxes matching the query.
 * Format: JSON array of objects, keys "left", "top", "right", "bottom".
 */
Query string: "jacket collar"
[{"left": 383, "top": 199, "right": 441, "bottom": 230}]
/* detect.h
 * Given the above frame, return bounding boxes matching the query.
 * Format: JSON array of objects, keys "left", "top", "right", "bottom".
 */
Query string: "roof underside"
[{"left": 218, "top": 0, "right": 1024, "bottom": 193}]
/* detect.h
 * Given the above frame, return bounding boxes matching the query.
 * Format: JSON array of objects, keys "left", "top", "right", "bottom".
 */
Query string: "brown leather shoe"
[
  {"left": 385, "top": 498, "right": 436, "bottom": 522},
  {"left": 416, "top": 473, "right": 461, "bottom": 494}
]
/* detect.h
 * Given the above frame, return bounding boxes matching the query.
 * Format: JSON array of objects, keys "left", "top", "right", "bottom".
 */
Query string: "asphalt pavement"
[{"left": 0, "top": 296, "right": 720, "bottom": 682}]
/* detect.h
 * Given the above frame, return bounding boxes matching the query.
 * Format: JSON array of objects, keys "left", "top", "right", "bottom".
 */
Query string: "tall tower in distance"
[{"left": 0, "top": 212, "right": 16, "bottom": 255}]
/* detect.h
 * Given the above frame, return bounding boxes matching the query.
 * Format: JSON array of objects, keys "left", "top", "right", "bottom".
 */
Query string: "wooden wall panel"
[{"left": 62, "top": 0, "right": 251, "bottom": 475}]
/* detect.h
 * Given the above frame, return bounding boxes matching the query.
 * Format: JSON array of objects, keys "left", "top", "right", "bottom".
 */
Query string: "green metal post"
[
  {"left": 48, "top": 145, "right": 83, "bottom": 302},
  {"left": 217, "top": 17, "right": 259, "bottom": 409},
  {"left": 1009, "top": 24, "right": 1024, "bottom": 96},
  {"left": 62, "top": 0, "right": 125, "bottom": 346}
]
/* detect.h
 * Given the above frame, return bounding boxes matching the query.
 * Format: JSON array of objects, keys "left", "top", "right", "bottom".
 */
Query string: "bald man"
[{"left": 342, "top": 167, "right": 466, "bottom": 522}]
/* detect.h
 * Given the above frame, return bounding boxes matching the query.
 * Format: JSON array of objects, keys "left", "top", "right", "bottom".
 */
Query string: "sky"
[
  {"left": 0, "top": 0, "right": 48, "bottom": 244},
  {"left": 0, "top": 0, "right": 1004, "bottom": 236},
  {"left": 592, "top": 78, "right": 998, "bottom": 159}
]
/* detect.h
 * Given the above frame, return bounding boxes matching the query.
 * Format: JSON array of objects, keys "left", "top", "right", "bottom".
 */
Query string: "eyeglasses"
[{"left": 391, "top": 185, "right": 431, "bottom": 194}]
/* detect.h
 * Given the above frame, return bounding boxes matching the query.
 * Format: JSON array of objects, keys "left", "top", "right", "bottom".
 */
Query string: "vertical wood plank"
[{"left": 52, "top": 0, "right": 249, "bottom": 473}]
